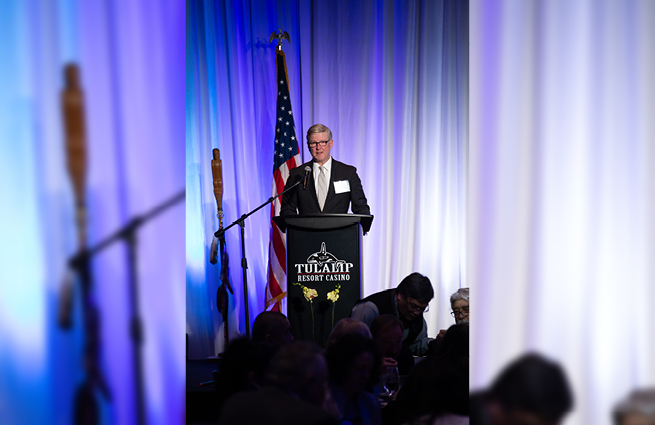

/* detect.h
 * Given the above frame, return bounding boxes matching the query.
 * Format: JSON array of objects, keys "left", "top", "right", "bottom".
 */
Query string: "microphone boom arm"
[
  {"left": 212, "top": 176, "right": 301, "bottom": 338},
  {"left": 214, "top": 177, "right": 301, "bottom": 239}
]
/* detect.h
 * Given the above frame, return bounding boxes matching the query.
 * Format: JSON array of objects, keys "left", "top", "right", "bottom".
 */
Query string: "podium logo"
[{"left": 294, "top": 242, "right": 354, "bottom": 282}]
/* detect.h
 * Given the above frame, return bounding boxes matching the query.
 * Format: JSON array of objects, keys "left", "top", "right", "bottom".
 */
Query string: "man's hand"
[
  {"left": 437, "top": 329, "right": 447, "bottom": 338},
  {"left": 380, "top": 357, "right": 398, "bottom": 372}
]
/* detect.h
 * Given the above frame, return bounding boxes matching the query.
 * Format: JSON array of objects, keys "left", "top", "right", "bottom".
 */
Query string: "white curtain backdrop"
[
  {"left": 0, "top": 1, "right": 185, "bottom": 423},
  {"left": 470, "top": 1, "right": 655, "bottom": 424},
  {"left": 186, "top": 0, "right": 469, "bottom": 358}
]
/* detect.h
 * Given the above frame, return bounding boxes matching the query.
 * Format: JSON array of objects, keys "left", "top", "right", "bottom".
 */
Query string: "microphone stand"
[
  {"left": 215, "top": 178, "right": 301, "bottom": 337},
  {"left": 67, "top": 190, "right": 185, "bottom": 425}
]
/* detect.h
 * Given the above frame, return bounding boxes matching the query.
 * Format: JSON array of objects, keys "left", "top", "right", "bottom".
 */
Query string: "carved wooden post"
[
  {"left": 211, "top": 148, "right": 231, "bottom": 346},
  {"left": 63, "top": 63, "right": 88, "bottom": 249},
  {"left": 212, "top": 148, "right": 224, "bottom": 229}
]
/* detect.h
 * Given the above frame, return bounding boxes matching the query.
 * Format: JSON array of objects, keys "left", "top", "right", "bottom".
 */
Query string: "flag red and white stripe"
[{"left": 265, "top": 50, "right": 300, "bottom": 312}]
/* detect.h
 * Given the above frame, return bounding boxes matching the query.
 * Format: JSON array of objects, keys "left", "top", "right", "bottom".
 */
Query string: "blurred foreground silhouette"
[{"left": 470, "top": 353, "right": 574, "bottom": 425}]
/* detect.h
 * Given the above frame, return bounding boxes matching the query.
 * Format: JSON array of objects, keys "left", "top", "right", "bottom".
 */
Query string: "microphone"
[{"left": 302, "top": 166, "right": 311, "bottom": 189}]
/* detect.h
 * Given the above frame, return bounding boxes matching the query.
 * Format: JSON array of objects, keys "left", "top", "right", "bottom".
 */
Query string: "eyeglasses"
[
  {"left": 307, "top": 140, "right": 329, "bottom": 148},
  {"left": 407, "top": 300, "right": 429, "bottom": 313},
  {"left": 450, "top": 309, "right": 469, "bottom": 317}
]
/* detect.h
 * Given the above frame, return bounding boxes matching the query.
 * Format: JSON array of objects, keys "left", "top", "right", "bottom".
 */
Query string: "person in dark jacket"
[
  {"left": 351, "top": 272, "right": 434, "bottom": 356},
  {"left": 280, "top": 123, "right": 371, "bottom": 216}
]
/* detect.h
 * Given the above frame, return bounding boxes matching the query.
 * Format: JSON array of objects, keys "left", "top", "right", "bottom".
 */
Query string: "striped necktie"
[{"left": 317, "top": 165, "right": 327, "bottom": 211}]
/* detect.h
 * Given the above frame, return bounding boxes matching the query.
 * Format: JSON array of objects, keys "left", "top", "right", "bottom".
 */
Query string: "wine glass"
[{"left": 383, "top": 367, "right": 399, "bottom": 398}]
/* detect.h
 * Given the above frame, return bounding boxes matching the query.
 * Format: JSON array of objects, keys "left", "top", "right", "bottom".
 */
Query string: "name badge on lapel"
[{"left": 333, "top": 180, "right": 351, "bottom": 194}]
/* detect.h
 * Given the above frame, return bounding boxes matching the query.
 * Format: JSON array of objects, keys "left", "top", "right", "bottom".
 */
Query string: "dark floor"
[{"left": 186, "top": 359, "right": 221, "bottom": 424}]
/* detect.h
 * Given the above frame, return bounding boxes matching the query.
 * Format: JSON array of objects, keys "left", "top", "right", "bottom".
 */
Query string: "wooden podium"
[{"left": 273, "top": 214, "right": 373, "bottom": 347}]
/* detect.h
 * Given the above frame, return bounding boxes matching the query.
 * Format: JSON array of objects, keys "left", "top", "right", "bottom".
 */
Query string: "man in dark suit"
[{"left": 280, "top": 123, "right": 371, "bottom": 216}]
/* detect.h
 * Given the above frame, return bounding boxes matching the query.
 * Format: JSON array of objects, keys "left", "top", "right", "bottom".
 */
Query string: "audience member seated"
[
  {"left": 469, "top": 352, "right": 573, "bottom": 425},
  {"left": 429, "top": 288, "right": 469, "bottom": 356},
  {"left": 251, "top": 310, "right": 294, "bottom": 349},
  {"left": 218, "top": 341, "right": 339, "bottom": 425},
  {"left": 613, "top": 388, "right": 655, "bottom": 425},
  {"left": 449, "top": 288, "right": 469, "bottom": 325},
  {"left": 326, "top": 317, "right": 372, "bottom": 348},
  {"left": 395, "top": 360, "right": 468, "bottom": 425},
  {"left": 215, "top": 337, "right": 273, "bottom": 417},
  {"left": 326, "top": 333, "right": 382, "bottom": 425},
  {"left": 382, "top": 324, "right": 469, "bottom": 425},
  {"left": 216, "top": 311, "right": 295, "bottom": 415},
  {"left": 431, "top": 323, "right": 468, "bottom": 372},
  {"left": 370, "top": 314, "right": 415, "bottom": 376},
  {"left": 351, "top": 273, "right": 435, "bottom": 356}
]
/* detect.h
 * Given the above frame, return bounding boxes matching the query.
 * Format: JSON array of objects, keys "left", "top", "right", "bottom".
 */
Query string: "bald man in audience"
[{"left": 251, "top": 311, "right": 294, "bottom": 350}]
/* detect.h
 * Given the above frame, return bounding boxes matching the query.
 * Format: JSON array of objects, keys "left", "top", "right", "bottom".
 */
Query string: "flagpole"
[{"left": 265, "top": 28, "right": 299, "bottom": 314}]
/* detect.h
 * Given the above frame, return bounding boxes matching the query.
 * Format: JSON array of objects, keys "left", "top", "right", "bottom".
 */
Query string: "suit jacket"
[
  {"left": 354, "top": 289, "right": 427, "bottom": 356},
  {"left": 280, "top": 159, "right": 371, "bottom": 216}
]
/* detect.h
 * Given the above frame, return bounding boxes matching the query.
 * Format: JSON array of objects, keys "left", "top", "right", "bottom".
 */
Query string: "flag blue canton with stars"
[{"left": 273, "top": 53, "right": 299, "bottom": 171}]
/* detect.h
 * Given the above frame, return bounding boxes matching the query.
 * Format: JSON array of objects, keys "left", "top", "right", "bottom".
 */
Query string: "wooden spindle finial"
[
  {"left": 211, "top": 148, "right": 224, "bottom": 228},
  {"left": 62, "top": 63, "right": 88, "bottom": 248}
]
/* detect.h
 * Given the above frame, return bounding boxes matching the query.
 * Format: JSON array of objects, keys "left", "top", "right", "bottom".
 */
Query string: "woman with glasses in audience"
[
  {"left": 428, "top": 288, "right": 469, "bottom": 357},
  {"left": 449, "top": 288, "right": 469, "bottom": 325}
]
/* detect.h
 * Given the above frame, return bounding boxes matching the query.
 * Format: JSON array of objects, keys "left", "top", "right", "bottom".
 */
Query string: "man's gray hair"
[
  {"left": 326, "top": 318, "right": 372, "bottom": 349},
  {"left": 450, "top": 287, "right": 469, "bottom": 308},
  {"left": 267, "top": 342, "right": 325, "bottom": 392},
  {"left": 306, "top": 123, "right": 332, "bottom": 142}
]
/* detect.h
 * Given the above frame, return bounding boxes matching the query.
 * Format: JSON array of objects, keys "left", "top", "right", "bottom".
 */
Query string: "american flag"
[{"left": 265, "top": 50, "right": 300, "bottom": 312}]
